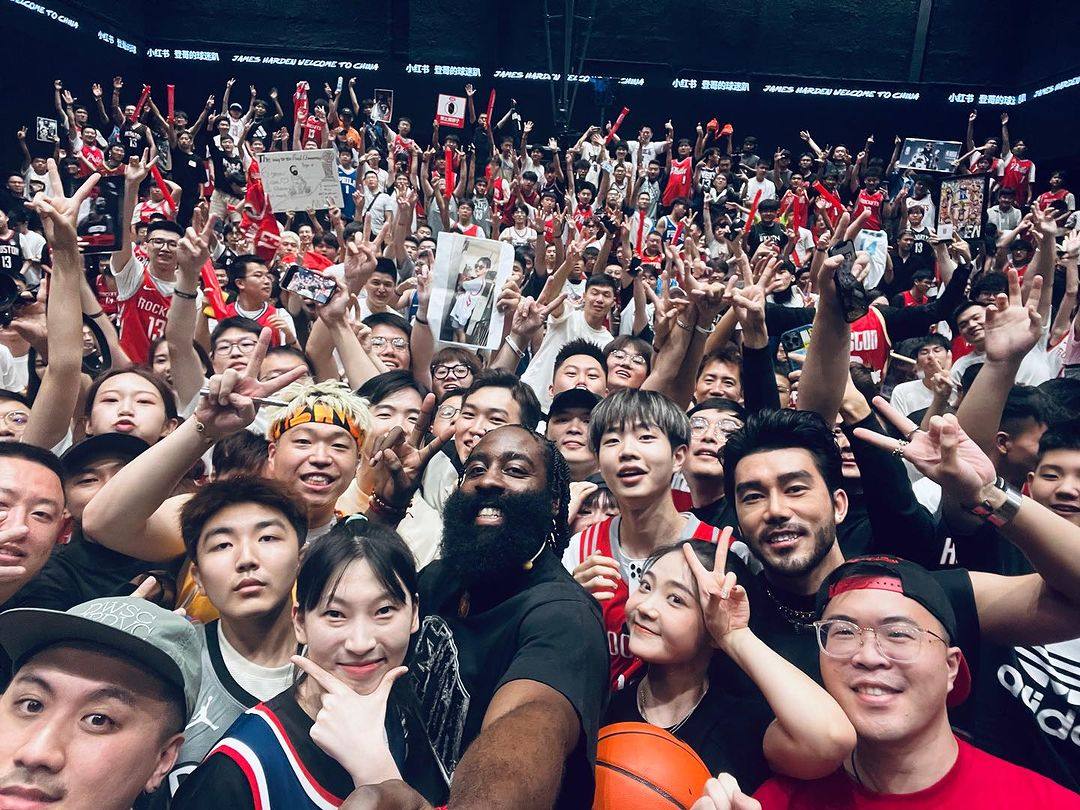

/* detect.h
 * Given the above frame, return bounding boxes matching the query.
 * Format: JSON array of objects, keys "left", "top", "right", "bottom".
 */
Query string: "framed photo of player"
[
  {"left": 35, "top": 117, "right": 58, "bottom": 143},
  {"left": 76, "top": 175, "right": 125, "bottom": 254},
  {"left": 373, "top": 89, "right": 393, "bottom": 123},
  {"left": 896, "top": 138, "right": 962, "bottom": 173},
  {"left": 937, "top": 175, "right": 988, "bottom": 241},
  {"left": 428, "top": 231, "right": 513, "bottom": 351}
]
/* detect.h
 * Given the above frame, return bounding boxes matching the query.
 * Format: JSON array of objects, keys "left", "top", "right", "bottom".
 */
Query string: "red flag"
[
  {"left": 240, "top": 161, "right": 282, "bottom": 264},
  {"left": 605, "top": 107, "right": 630, "bottom": 144},
  {"left": 131, "top": 85, "right": 151, "bottom": 123},
  {"left": 293, "top": 82, "right": 309, "bottom": 122},
  {"left": 444, "top": 146, "right": 455, "bottom": 200},
  {"left": 199, "top": 260, "right": 229, "bottom": 320},
  {"left": 743, "top": 190, "right": 762, "bottom": 235}
]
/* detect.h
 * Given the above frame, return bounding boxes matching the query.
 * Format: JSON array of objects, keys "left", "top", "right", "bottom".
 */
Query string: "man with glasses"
[
  {"left": 429, "top": 347, "right": 478, "bottom": 399},
  {"left": 220, "top": 255, "right": 296, "bottom": 347},
  {"left": 363, "top": 312, "right": 412, "bottom": 371},
  {"left": 675, "top": 398, "right": 745, "bottom": 529},
  {"left": 0, "top": 390, "right": 30, "bottom": 442},
  {"left": 740, "top": 557, "right": 1080, "bottom": 806},
  {"left": 603, "top": 337, "right": 652, "bottom": 393},
  {"left": 711, "top": 407, "right": 1080, "bottom": 766},
  {"left": 110, "top": 154, "right": 179, "bottom": 364}
]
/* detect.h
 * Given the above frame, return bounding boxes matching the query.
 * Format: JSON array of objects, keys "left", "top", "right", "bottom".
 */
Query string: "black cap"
[
  {"left": 816, "top": 555, "right": 970, "bottom": 706},
  {"left": 60, "top": 433, "right": 150, "bottom": 478},
  {"left": 549, "top": 388, "right": 602, "bottom": 417}
]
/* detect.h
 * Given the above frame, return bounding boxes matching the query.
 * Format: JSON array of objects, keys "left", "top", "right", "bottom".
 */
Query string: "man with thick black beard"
[{"left": 354, "top": 424, "right": 608, "bottom": 810}]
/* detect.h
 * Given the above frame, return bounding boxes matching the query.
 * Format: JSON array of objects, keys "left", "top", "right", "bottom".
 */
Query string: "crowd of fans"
[{"left": 0, "top": 72, "right": 1078, "bottom": 809}]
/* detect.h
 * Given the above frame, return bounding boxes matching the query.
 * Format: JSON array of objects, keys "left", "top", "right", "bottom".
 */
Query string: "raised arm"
[
  {"left": 795, "top": 229, "right": 860, "bottom": 424},
  {"left": 1000, "top": 112, "right": 1011, "bottom": 157},
  {"left": 166, "top": 217, "right": 219, "bottom": 409},
  {"left": 22, "top": 166, "right": 101, "bottom": 450},
  {"left": 683, "top": 543, "right": 855, "bottom": 780},
  {"left": 109, "top": 150, "right": 154, "bottom": 275},
  {"left": 858, "top": 400, "right": 1080, "bottom": 646},
  {"left": 82, "top": 332, "right": 306, "bottom": 561}
]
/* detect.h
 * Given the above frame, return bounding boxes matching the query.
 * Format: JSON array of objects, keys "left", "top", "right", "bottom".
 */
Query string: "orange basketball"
[{"left": 593, "top": 722, "right": 712, "bottom": 809}]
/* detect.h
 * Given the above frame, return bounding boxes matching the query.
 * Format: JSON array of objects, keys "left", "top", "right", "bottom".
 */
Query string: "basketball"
[{"left": 593, "top": 722, "right": 712, "bottom": 809}]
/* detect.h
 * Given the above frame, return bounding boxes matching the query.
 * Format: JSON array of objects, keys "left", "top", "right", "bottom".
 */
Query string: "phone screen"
[{"left": 282, "top": 265, "right": 337, "bottom": 305}]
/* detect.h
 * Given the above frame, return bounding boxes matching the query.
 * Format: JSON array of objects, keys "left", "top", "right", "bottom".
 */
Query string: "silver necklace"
[{"left": 636, "top": 676, "right": 709, "bottom": 735}]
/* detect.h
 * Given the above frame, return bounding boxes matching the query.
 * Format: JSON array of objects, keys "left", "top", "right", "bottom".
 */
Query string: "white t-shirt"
[
  {"left": 950, "top": 330, "right": 1058, "bottom": 389},
  {"left": 889, "top": 378, "right": 937, "bottom": 417},
  {"left": 520, "top": 306, "right": 613, "bottom": 411},
  {"left": 742, "top": 176, "right": 777, "bottom": 204},
  {"left": 0, "top": 344, "right": 28, "bottom": 391},
  {"left": 216, "top": 623, "right": 294, "bottom": 701}
]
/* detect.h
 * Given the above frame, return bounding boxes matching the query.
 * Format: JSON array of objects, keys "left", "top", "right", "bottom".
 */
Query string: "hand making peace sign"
[{"left": 194, "top": 327, "right": 307, "bottom": 441}]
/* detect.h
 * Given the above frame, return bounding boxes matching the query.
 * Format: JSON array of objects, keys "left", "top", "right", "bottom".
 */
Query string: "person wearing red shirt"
[
  {"left": 891, "top": 268, "right": 934, "bottom": 308},
  {"left": 562, "top": 390, "right": 743, "bottom": 690},
  {"left": 693, "top": 558, "right": 1080, "bottom": 809},
  {"left": 998, "top": 113, "right": 1036, "bottom": 207},
  {"left": 1035, "top": 170, "right": 1075, "bottom": 214}
]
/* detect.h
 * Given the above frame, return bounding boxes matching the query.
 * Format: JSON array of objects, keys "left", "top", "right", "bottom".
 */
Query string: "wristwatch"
[{"left": 965, "top": 477, "right": 1022, "bottom": 527}]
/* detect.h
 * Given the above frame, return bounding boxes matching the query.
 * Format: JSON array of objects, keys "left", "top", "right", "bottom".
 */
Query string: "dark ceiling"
[{"left": 64, "top": 0, "right": 1080, "bottom": 90}]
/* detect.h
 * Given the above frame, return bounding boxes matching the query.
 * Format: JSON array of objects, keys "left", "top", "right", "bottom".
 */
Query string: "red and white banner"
[{"left": 436, "top": 94, "right": 466, "bottom": 128}]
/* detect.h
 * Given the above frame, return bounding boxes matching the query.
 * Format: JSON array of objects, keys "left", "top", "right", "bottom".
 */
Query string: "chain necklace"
[
  {"left": 761, "top": 581, "right": 817, "bottom": 627},
  {"left": 636, "top": 676, "right": 709, "bottom": 735}
]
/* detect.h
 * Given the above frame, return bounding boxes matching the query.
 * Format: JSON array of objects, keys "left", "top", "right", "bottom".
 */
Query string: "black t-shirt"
[
  {"left": 170, "top": 147, "right": 207, "bottom": 198},
  {"left": 208, "top": 142, "right": 245, "bottom": 198},
  {"left": 7, "top": 529, "right": 175, "bottom": 612},
  {"left": 748, "top": 221, "right": 786, "bottom": 255},
  {"left": 885, "top": 245, "right": 934, "bottom": 297},
  {"left": 605, "top": 665, "right": 774, "bottom": 791},
  {"left": 929, "top": 521, "right": 1080, "bottom": 791},
  {"left": 248, "top": 113, "right": 281, "bottom": 144},
  {"left": 413, "top": 548, "right": 609, "bottom": 808},
  {"left": 118, "top": 123, "right": 150, "bottom": 158}
]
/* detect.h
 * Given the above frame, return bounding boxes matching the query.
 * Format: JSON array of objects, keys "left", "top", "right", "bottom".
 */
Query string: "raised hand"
[
  {"left": 982, "top": 268, "right": 1044, "bottom": 364},
  {"left": 464, "top": 83, "right": 475, "bottom": 97},
  {"left": 968, "top": 110, "right": 978, "bottom": 123},
  {"left": 91, "top": 83, "right": 102, "bottom": 99},
  {"left": 511, "top": 294, "right": 565, "bottom": 337},
  {"left": 175, "top": 216, "right": 218, "bottom": 283},
  {"left": 681, "top": 528, "right": 749, "bottom": 646},
  {"left": 26, "top": 159, "right": 99, "bottom": 248},
  {"left": 365, "top": 394, "right": 448, "bottom": 513},
  {"left": 291, "top": 655, "right": 408, "bottom": 787},
  {"left": 854, "top": 398, "right": 995, "bottom": 507},
  {"left": 269, "top": 87, "right": 278, "bottom": 100},
  {"left": 124, "top": 148, "right": 156, "bottom": 186},
  {"left": 1001, "top": 112, "right": 1009, "bottom": 125},
  {"left": 494, "top": 278, "right": 522, "bottom": 315},
  {"left": 194, "top": 328, "right": 307, "bottom": 440},
  {"left": 226, "top": 77, "right": 236, "bottom": 88},
  {"left": 343, "top": 235, "right": 378, "bottom": 291},
  {"left": 112, "top": 76, "right": 123, "bottom": 90}
]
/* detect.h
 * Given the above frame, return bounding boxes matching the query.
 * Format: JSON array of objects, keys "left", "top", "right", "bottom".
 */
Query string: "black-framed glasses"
[
  {"left": 212, "top": 338, "right": 259, "bottom": 357},
  {"left": 689, "top": 416, "right": 742, "bottom": 439},
  {"left": 371, "top": 336, "right": 408, "bottom": 350},
  {"left": 608, "top": 349, "right": 647, "bottom": 367},
  {"left": 813, "top": 619, "right": 948, "bottom": 663},
  {"left": 432, "top": 363, "right": 472, "bottom": 380}
]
